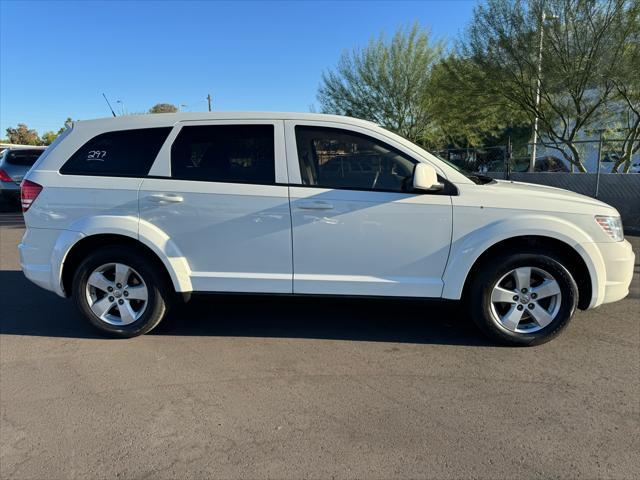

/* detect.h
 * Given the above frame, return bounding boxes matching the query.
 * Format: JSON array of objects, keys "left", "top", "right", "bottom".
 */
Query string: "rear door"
[{"left": 139, "top": 120, "right": 293, "bottom": 293}]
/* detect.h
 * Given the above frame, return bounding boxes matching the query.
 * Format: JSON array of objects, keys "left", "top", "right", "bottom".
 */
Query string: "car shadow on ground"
[{"left": 0, "top": 270, "right": 491, "bottom": 346}]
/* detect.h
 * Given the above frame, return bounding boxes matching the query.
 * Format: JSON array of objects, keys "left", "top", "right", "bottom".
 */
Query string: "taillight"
[
  {"left": 20, "top": 180, "right": 43, "bottom": 212},
  {"left": 0, "top": 168, "right": 13, "bottom": 182}
]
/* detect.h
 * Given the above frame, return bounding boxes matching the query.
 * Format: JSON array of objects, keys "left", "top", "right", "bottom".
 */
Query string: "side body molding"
[
  {"left": 53, "top": 215, "right": 193, "bottom": 296},
  {"left": 441, "top": 214, "right": 606, "bottom": 308}
]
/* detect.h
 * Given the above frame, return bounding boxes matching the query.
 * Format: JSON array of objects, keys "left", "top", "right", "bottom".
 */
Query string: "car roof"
[
  {"left": 72, "top": 112, "right": 380, "bottom": 131},
  {"left": 2, "top": 146, "right": 46, "bottom": 150}
]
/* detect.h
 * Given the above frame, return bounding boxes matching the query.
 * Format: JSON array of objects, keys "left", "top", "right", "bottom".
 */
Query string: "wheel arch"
[
  {"left": 452, "top": 235, "right": 594, "bottom": 310},
  {"left": 60, "top": 233, "right": 189, "bottom": 298}
]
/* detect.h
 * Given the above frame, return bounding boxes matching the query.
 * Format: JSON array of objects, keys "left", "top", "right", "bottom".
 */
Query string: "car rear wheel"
[
  {"left": 469, "top": 250, "right": 578, "bottom": 346},
  {"left": 72, "top": 246, "right": 170, "bottom": 337}
]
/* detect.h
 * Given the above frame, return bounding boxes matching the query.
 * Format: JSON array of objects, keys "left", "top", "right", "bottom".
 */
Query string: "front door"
[
  {"left": 139, "top": 120, "right": 293, "bottom": 293},
  {"left": 286, "top": 122, "right": 453, "bottom": 297}
]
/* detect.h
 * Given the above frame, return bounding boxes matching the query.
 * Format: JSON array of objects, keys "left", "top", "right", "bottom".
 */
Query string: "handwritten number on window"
[{"left": 87, "top": 150, "right": 107, "bottom": 161}]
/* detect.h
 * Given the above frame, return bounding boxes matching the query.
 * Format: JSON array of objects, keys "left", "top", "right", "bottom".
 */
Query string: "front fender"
[
  {"left": 441, "top": 214, "right": 605, "bottom": 307},
  {"left": 55, "top": 215, "right": 192, "bottom": 295}
]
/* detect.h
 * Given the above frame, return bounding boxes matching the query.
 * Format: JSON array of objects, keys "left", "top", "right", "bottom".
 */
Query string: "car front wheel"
[{"left": 469, "top": 250, "right": 578, "bottom": 346}]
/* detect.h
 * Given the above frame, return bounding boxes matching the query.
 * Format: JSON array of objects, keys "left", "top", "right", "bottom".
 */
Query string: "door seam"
[{"left": 282, "top": 123, "right": 295, "bottom": 294}]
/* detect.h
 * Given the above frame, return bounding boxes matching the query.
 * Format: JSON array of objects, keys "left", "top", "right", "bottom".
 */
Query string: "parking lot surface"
[{"left": 1, "top": 210, "right": 639, "bottom": 479}]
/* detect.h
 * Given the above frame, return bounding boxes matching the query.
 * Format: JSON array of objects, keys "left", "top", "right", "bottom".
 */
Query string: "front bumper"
[{"left": 598, "top": 239, "right": 635, "bottom": 305}]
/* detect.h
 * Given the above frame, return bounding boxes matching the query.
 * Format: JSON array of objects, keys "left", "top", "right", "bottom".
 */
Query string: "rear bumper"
[
  {"left": 19, "top": 227, "right": 81, "bottom": 298},
  {"left": 0, "top": 182, "right": 20, "bottom": 199},
  {"left": 0, "top": 181, "right": 20, "bottom": 191}
]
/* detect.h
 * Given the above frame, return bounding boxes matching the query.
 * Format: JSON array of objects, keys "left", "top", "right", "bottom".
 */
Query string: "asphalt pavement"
[{"left": 1, "top": 210, "right": 638, "bottom": 479}]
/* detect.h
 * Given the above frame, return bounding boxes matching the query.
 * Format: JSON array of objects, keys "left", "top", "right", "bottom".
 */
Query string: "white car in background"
[{"left": 18, "top": 113, "right": 635, "bottom": 345}]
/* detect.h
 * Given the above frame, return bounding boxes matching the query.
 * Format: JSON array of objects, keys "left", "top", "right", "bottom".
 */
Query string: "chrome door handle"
[
  {"left": 297, "top": 200, "right": 334, "bottom": 210},
  {"left": 148, "top": 193, "right": 184, "bottom": 204}
]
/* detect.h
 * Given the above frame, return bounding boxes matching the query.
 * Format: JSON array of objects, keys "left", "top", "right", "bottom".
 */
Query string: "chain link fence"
[
  {"left": 436, "top": 139, "right": 639, "bottom": 175},
  {"left": 436, "top": 139, "right": 640, "bottom": 232}
]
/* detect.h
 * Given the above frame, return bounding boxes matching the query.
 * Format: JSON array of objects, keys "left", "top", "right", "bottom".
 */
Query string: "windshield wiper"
[{"left": 467, "top": 174, "right": 496, "bottom": 185}]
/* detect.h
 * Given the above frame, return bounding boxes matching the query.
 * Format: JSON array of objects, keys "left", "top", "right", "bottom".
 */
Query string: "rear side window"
[
  {"left": 5, "top": 150, "right": 44, "bottom": 166},
  {"left": 60, "top": 127, "right": 171, "bottom": 177},
  {"left": 171, "top": 125, "right": 275, "bottom": 184}
]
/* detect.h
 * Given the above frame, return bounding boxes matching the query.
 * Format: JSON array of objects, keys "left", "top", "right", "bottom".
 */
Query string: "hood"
[{"left": 483, "top": 179, "right": 619, "bottom": 216}]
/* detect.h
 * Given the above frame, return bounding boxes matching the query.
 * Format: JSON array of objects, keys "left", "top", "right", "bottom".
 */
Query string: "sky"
[{"left": 0, "top": 0, "right": 478, "bottom": 135}]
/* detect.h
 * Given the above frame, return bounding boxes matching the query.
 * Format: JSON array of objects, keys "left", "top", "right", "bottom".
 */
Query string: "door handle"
[
  {"left": 297, "top": 200, "right": 334, "bottom": 210},
  {"left": 148, "top": 193, "right": 184, "bottom": 204}
]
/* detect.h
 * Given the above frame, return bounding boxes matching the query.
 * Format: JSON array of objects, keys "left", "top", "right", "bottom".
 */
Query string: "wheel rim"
[
  {"left": 85, "top": 263, "right": 149, "bottom": 326},
  {"left": 489, "top": 266, "right": 562, "bottom": 334}
]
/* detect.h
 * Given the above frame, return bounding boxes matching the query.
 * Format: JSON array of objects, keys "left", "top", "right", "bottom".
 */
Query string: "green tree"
[
  {"left": 457, "top": 0, "right": 636, "bottom": 172},
  {"left": 428, "top": 56, "right": 528, "bottom": 148},
  {"left": 5, "top": 123, "right": 41, "bottom": 145},
  {"left": 607, "top": 3, "right": 640, "bottom": 173},
  {"left": 149, "top": 103, "right": 178, "bottom": 114},
  {"left": 317, "top": 24, "right": 444, "bottom": 144},
  {"left": 41, "top": 131, "right": 58, "bottom": 145},
  {"left": 40, "top": 118, "right": 74, "bottom": 146}
]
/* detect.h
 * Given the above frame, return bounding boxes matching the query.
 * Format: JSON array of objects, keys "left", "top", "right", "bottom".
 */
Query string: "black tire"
[
  {"left": 468, "top": 249, "right": 578, "bottom": 346},
  {"left": 72, "top": 246, "right": 171, "bottom": 338}
]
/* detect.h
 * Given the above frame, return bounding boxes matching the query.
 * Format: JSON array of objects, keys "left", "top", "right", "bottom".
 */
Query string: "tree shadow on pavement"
[{"left": 0, "top": 270, "right": 491, "bottom": 346}]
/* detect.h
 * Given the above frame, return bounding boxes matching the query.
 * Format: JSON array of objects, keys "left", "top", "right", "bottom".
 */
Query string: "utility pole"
[
  {"left": 116, "top": 100, "right": 126, "bottom": 116},
  {"left": 595, "top": 129, "right": 604, "bottom": 199},
  {"left": 506, "top": 126, "right": 513, "bottom": 181},
  {"left": 530, "top": 12, "right": 559, "bottom": 172},
  {"left": 530, "top": 11, "right": 547, "bottom": 173},
  {"left": 207, "top": 94, "right": 212, "bottom": 112}
]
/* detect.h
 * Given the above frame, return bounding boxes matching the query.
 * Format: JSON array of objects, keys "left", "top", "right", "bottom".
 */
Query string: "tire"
[
  {"left": 468, "top": 249, "right": 578, "bottom": 346},
  {"left": 72, "top": 246, "right": 171, "bottom": 338}
]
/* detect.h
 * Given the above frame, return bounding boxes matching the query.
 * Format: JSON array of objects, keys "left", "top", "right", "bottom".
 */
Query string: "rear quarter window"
[{"left": 60, "top": 127, "right": 171, "bottom": 177}]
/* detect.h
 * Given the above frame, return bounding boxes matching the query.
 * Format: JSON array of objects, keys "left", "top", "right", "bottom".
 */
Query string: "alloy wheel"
[
  {"left": 489, "top": 266, "right": 562, "bottom": 333},
  {"left": 85, "top": 263, "right": 149, "bottom": 326}
]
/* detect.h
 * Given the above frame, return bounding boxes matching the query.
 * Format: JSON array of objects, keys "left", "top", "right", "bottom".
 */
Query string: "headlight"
[{"left": 595, "top": 215, "right": 624, "bottom": 241}]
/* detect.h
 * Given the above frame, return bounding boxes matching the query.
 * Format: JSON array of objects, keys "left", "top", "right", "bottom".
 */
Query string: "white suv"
[{"left": 19, "top": 113, "right": 635, "bottom": 345}]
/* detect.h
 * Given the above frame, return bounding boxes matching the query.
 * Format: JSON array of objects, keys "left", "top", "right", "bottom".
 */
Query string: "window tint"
[
  {"left": 5, "top": 149, "right": 44, "bottom": 166},
  {"left": 295, "top": 126, "right": 416, "bottom": 192},
  {"left": 60, "top": 127, "right": 171, "bottom": 177},
  {"left": 171, "top": 125, "right": 275, "bottom": 184}
]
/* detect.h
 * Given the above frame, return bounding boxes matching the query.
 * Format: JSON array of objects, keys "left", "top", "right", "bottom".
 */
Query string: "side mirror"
[{"left": 413, "top": 163, "right": 444, "bottom": 192}]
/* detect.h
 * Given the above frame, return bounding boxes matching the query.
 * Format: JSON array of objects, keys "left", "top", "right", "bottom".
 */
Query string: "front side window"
[
  {"left": 171, "top": 125, "right": 275, "bottom": 184},
  {"left": 295, "top": 126, "right": 417, "bottom": 192},
  {"left": 60, "top": 128, "right": 171, "bottom": 176}
]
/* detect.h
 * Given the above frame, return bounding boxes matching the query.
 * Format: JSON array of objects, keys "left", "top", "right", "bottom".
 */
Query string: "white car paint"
[
  {"left": 19, "top": 112, "right": 634, "bottom": 313},
  {"left": 284, "top": 120, "right": 452, "bottom": 298},
  {"left": 289, "top": 185, "right": 452, "bottom": 297},
  {"left": 139, "top": 119, "right": 292, "bottom": 294}
]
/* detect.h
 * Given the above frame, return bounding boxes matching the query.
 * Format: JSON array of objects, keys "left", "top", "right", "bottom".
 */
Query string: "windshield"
[
  {"left": 430, "top": 152, "right": 495, "bottom": 185},
  {"left": 377, "top": 125, "right": 495, "bottom": 185}
]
